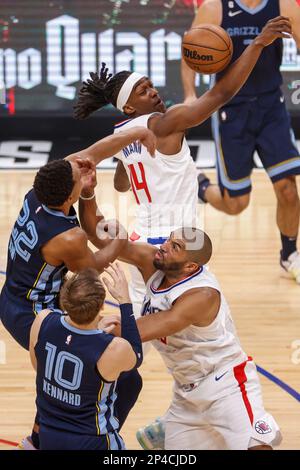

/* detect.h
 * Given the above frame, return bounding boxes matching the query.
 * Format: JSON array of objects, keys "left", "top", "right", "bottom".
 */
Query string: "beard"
[
  {"left": 153, "top": 259, "right": 185, "bottom": 272},
  {"left": 153, "top": 258, "right": 163, "bottom": 270}
]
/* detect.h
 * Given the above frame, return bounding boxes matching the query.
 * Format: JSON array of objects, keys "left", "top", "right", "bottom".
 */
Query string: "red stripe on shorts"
[{"left": 233, "top": 357, "right": 254, "bottom": 425}]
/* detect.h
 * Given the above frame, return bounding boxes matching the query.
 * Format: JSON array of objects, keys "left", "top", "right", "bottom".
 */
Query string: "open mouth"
[{"left": 155, "top": 250, "right": 163, "bottom": 260}]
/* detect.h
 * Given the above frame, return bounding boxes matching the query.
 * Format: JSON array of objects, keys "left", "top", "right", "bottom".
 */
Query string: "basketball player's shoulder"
[
  {"left": 194, "top": 0, "right": 222, "bottom": 26},
  {"left": 114, "top": 117, "right": 133, "bottom": 131},
  {"left": 48, "top": 226, "right": 87, "bottom": 255},
  {"left": 147, "top": 112, "right": 165, "bottom": 130},
  {"left": 104, "top": 336, "right": 132, "bottom": 355},
  {"left": 179, "top": 285, "right": 219, "bottom": 303},
  {"left": 30, "top": 309, "right": 52, "bottom": 347}
]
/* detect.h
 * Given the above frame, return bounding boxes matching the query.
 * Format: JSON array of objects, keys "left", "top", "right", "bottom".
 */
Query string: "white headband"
[{"left": 116, "top": 72, "right": 145, "bottom": 112}]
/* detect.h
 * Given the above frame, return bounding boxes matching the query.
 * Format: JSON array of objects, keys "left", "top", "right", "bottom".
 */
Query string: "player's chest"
[{"left": 141, "top": 293, "right": 172, "bottom": 317}]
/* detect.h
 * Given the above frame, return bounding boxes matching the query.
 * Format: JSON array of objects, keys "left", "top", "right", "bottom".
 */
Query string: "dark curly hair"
[
  {"left": 73, "top": 62, "right": 132, "bottom": 119},
  {"left": 33, "top": 159, "right": 74, "bottom": 207}
]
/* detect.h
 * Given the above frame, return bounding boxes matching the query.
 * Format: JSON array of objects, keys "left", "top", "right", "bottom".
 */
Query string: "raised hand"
[
  {"left": 98, "top": 314, "right": 121, "bottom": 334},
  {"left": 81, "top": 162, "right": 97, "bottom": 197},
  {"left": 256, "top": 16, "right": 292, "bottom": 47},
  {"left": 102, "top": 262, "right": 131, "bottom": 304}
]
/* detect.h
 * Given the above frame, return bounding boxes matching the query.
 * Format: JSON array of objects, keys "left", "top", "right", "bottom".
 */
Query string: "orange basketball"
[{"left": 182, "top": 24, "right": 233, "bottom": 74}]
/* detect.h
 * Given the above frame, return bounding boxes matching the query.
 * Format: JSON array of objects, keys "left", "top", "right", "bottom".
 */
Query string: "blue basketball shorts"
[
  {"left": 39, "top": 426, "right": 125, "bottom": 450},
  {"left": 212, "top": 88, "right": 300, "bottom": 197},
  {"left": 0, "top": 285, "right": 51, "bottom": 351}
]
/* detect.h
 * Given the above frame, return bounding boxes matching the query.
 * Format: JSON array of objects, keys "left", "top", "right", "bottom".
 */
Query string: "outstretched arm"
[
  {"left": 79, "top": 194, "right": 156, "bottom": 281},
  {"left": 101, "top": 287, "right": 220, "bottom": 342},
  {"left": 181, "top": 0, "right": 222, "bottom": 102},
  {"left": 78, "top": 171, "right": 157, "bottom": 281},
  {"left": 78, "top": 165, "right": 108, "bottom": 247},
  {"left": 136, "top": 287, "right": 220, "bottom": 342},
  {"left": 66, "top": 126, "right": 156, "bottom": 166},
  {"left": 43, "top": 226, "right": 127, "bottom": 274},
  {"left": 151, "top": 16, "right": 292, "bottom": 136}
]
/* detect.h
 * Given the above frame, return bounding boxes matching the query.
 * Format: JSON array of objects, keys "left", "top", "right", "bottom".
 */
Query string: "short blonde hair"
[{"left": 60, "top": 268, "right": 106, "bottom": 325}]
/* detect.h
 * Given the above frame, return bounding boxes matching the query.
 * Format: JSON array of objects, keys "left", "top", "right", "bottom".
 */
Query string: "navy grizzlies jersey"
[
  {"left": 217, "top": 0, "right": 283, "bottom": 99},
  {"left": 5, "top": 189, "right": 79, "bottom": 311},
  {"left": 35, "top": 312, "right": 118, "bottom": 436}
]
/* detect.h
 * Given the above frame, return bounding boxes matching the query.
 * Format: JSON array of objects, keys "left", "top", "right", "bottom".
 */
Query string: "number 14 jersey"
[{"left": 113, "top": 114, "right": 198, "bottom": 239}]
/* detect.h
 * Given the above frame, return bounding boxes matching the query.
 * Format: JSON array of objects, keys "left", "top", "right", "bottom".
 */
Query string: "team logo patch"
[{"left": 255, "top": 420, "right": 272, "bottom": 434}]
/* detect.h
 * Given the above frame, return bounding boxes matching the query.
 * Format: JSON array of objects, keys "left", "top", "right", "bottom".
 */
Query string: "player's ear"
[
  {"left": 123, "top": 103, "right": 135, "bottom": 116},
  {"left": 185, "top": 261, "right": 199, "bottom": 274}
]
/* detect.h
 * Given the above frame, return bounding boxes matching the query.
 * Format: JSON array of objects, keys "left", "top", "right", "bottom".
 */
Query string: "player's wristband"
[
  {"left": 120, "top": 303, "right": 143, "bottom": 368},
  {"left": 79, "top": 193, "right": 95, "bottom": 200}
]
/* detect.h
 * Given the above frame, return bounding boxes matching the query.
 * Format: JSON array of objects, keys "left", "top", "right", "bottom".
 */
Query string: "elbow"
[
  {"left": 215, "top": 88, "right": 233, "bottom": 107},
  {"left": 113, "top": 164, "right": 131, "bottom": 192},
  {"left": 208, "top": 88, "right": 233, "bottom": 112},
  {"left": 114, "top": 179, "right": 131, "bottom": 193}
]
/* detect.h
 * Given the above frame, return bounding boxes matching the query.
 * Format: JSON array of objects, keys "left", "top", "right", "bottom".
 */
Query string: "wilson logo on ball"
[
  {"left": 182, "top": 24, "right": 233, "bottom": 74},
  {"left": 183, "top": 48, "right": 213, "bottom": 61}
]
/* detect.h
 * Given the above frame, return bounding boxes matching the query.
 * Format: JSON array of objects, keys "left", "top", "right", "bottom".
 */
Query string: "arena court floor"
[{"left": 0, "top": 169, "right": 299, "bottom": 450}]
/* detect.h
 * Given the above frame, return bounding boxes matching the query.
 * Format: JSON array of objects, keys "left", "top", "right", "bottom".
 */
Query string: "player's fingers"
[
  {"left": 268, "top": 19, "right": 292, "bottom": 32},
  {"left": 266, "top": 24, "right": 292, "bottom": 36},
  {"left": 271, "top": 25, "right": 292, "bottom": 36},
  {"left": 115, "top": 262, "right": 127, "bottom": 282},
  {"left": 110, "top": 314, "right": 121, "bottom": 323},
  {"left": 273, "top": 20, "right": 292, "bottom": 31},
  {"left": 103, "top": 324, "right": 117, "bottom": 334},
  {"left": 103, "top": 269, "right": 117, "bottom": 284},
  {"left": 108, "top": 262, "right": 122, "bottom": 281},
  {"left": 277, "top": 32, "right": 292, "bottom": 39},
  {"left": 114, "top": 261, "right": 125, "bottom": 276},
  {"left": 102, "top": 276, "right": 112, "bottom": 288},
  {"left": 268, "top": 16, "right": 290, "bottom": 24},
  {"left": 106, "top": 265, "right": 120, "bottom": 283}
]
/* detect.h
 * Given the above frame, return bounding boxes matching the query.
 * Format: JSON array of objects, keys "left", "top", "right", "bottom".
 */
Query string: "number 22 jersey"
[{"left": 4, "top": 189, "right": 79, "bottom": 311}]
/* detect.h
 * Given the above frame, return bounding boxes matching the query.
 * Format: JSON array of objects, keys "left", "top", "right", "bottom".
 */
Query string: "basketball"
[{"left": 182, "top": 24, "right": 233, "bottom": 74}]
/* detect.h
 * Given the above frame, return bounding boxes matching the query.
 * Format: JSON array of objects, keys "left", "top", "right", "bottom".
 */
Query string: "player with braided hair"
[
  {"left": 74, "top": 18, "right": 292, "bottom": 323},
  {"left": 73, "top": 63, "right": 132, "bottom": 120},
  {"left": 75, "top": 16, "right": 292, "bottom": 450}
]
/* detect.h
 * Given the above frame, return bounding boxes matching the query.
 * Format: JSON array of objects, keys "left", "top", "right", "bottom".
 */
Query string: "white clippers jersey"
[
  {"left": 142, "top": 267, "right": 247, "bottom": 385},
  {"left": 113, "top": 114, "right": 198, "bottom": 238}
]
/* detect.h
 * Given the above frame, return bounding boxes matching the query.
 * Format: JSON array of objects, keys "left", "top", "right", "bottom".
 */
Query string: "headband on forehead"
[{"left": 116, "top": 72, "right": 145, "bottom": 112}]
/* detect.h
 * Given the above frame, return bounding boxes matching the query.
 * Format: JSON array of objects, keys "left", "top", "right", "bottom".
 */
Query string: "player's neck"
[
  {"left": 163, "top": 267, "right": 199, "bottom": 287},
  {"left": 65, "top": 315, "right": 99, "bottom": 331},
  {"left": 47, "top": 201, "right": 72, "bottom": 216},
  {"left": 240, "top": 0, "right": 262, "bottom": 9}
]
